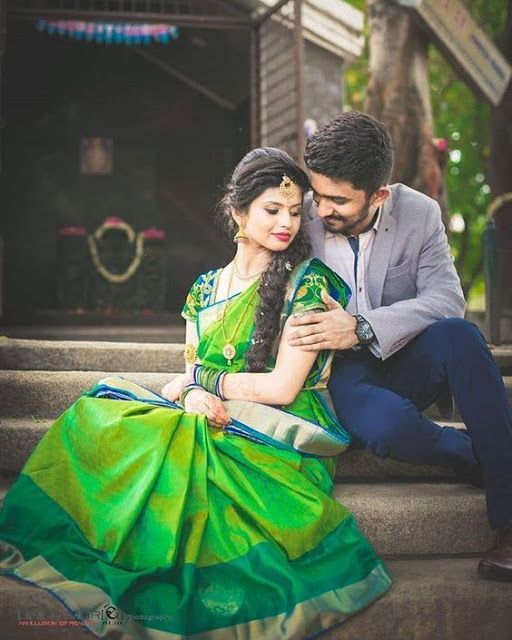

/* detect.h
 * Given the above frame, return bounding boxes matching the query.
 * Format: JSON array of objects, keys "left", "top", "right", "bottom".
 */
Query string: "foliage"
[{"left": 344, "top": 0, "right": 507, "bottom": 309}]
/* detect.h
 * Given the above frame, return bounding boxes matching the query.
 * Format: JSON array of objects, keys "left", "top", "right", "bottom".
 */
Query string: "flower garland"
[{"left": 87, "top": 219, "right": 144, "bottom": 285}]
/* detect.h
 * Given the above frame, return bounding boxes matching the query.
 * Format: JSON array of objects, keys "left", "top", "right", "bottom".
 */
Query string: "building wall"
[{"left": 304, "top": 40, "right": 345, "bottom": 126}]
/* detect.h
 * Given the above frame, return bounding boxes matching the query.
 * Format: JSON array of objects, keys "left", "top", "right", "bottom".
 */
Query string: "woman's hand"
[
  {"left": 161, "top": 374, "right": 191, "bottom": 402},
  {"left": 184, "top": 388, "right": 230, "bottom": 429}
]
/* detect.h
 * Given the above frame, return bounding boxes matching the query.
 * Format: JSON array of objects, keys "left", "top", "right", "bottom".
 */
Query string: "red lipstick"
[{"left": 273, "top": 233, "right": 291, "bottom": 242}]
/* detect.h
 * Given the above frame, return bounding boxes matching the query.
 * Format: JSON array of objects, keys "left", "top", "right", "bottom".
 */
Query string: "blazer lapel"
[{"left": 368, "top": 196, "right": 396, "bottom": 308}]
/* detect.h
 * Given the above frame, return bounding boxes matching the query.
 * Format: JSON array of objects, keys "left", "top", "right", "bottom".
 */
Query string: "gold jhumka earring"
[{"left": 234, "top": 220, "right": 249, "bottom": 243}]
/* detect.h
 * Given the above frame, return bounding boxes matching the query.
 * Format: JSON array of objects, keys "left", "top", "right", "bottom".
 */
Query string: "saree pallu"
[{"left": 0, "top": 259, "right": 391, "bottom": 639}]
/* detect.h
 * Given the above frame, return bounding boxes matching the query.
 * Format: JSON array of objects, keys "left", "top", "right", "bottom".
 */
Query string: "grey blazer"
[{"left": 302, "top": 183, "right": 466, "bottom": 360}]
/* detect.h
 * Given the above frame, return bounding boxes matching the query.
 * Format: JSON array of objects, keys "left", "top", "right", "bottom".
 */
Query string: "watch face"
[{"left": 356, "top": 317, "right": 374, "bottom": 344}]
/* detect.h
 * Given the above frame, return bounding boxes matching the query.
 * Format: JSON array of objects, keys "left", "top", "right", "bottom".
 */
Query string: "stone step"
[
  {"left": 0, "top": 415, "right": 462, "bottom": 481},
  {"left": 0, "top": 324, "right": 186, "bottom": 343},
  {"left": 0, "top": 559, "right": 510, "bottom": 640},
  {"left": 0, "top": 371, "right": 176, "bottom": 418},
  {"left": 1, "top": 338, "right": 511, "bottom": 374},
  {"left": 3, "top": 369, "right": 512, "bottom": 422},
  {"left": 334, "top": 482, "right": 491, "bottom": 556},
  {"left": 0, "top": 339, "right": 186, "bottom": 373},
  {"left": 0, "top": 474, "right": 491, "bottom": 557},
  {"left": 328, "top": 557, "right": 512, "bottom": 640}
]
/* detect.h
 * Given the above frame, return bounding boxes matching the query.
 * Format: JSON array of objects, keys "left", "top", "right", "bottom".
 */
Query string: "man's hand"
[
  {"left": 184, "top": 388, "right": 230, "bottom": 429},
  {"left": 288, "top": 290, "right": 358, "bottom": 351}
]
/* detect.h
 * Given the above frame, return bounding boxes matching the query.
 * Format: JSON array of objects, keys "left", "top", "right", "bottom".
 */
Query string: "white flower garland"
[{"left": 87, "top": 220, "right": 145, "bottom": 285}]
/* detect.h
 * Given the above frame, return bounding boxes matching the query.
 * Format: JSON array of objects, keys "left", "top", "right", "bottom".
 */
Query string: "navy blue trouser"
[{"left": 328, "top": 318, "right": 512, "bottom": 529}]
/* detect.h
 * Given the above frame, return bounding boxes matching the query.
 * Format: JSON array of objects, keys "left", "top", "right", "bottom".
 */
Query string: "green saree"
[{"left": 0, "top": 258, "right": 391, "bottom": 639}]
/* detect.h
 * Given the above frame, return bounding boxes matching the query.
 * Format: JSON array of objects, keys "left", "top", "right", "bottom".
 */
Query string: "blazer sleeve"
[{"left": 362, "top": 200, "right": 466, "bottom": 360}]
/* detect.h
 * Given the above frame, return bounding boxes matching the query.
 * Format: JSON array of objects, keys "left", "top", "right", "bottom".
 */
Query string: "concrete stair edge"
[
  {"left": 1, "top": 339, "right": 511, "bottom": 373},
  {"left": 0, "top": 339, "right": 186, "bottom": 373},
  {"left": 2, "top": 370, "right": 512, "bottom": 421}
]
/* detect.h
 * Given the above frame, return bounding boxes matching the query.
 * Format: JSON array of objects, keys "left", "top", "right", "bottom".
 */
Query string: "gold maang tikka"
[{"left": 279, "top": 174, "right": 298, "bottom": 202}]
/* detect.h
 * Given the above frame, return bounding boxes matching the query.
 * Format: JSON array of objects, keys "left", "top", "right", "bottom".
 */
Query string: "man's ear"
[{"left": 371, "top": 186, "right": 391, "bottom": 209}]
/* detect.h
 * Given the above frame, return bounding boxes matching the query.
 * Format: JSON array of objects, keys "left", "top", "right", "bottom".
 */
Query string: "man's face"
[{"left": 310, "top": 172, "right": 389, "bottom": 236}]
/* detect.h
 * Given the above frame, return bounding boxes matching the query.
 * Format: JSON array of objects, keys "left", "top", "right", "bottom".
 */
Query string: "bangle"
[
  {"left": 216, "top": 371, "right": 227, "bottom": 401},
  {"left": 192, "top": 364, "right": 227, "bottom": 399},
  {"left": 179, "top": 383, "right": 204, "bottom": 406}
]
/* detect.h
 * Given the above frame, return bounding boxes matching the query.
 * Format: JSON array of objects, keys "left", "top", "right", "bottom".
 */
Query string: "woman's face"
[{"left": 236, "top": 186, "right": 303, "bottom": 252}]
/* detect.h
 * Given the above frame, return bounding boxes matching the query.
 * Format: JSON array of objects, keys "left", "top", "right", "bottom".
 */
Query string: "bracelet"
[
  {"left": 191, "top": 364, "right": 227, "bottom": 400},
  {"left": 179, "top": 383, "right": 204, "bottom": 406},
  {"left": 216, "top": 371, "right": 227, "bottom": 401}
]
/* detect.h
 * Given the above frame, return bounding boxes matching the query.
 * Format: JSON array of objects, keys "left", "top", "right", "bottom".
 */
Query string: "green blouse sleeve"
[
  {"left": 291, "top": 271, "right": 330, "bottom": 315},
  {"left": 181, "top": 276, "right": 203, "bottom": 322},
  {"left": 290, "top": 260, "right": 351, "bottom": 316},
  {"left": 181, "top": 269, "right": 220, "bottom": 321}
]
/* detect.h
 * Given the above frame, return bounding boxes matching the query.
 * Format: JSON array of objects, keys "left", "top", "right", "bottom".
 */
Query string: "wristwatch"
[{"left": 354, "top": 315, "right": 375, "bottom": 345}]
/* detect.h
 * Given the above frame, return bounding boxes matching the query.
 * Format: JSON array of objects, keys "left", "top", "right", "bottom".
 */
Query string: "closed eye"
[{"left": 264, "top": 209, "right": 279, "bottom": 215}]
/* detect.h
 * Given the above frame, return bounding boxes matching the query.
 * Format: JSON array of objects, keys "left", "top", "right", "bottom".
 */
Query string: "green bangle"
[
  {"left": 179, "top": 383, "right": 204, "bottom": 407},
  {"left": 192, "top": 365, "right": 225, "bottom": 397}
]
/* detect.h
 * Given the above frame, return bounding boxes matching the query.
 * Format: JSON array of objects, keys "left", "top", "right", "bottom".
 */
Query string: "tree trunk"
[
  {"left": 365, "top": 0, "right": 449, "bottom": 229},
  {"left": 489, "top": 0, "right": 512, "bottom": 342}
]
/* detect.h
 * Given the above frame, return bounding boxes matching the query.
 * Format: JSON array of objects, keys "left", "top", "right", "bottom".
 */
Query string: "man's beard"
[{"left": 322, "top": 201, "right": 373, "bottom": 235}]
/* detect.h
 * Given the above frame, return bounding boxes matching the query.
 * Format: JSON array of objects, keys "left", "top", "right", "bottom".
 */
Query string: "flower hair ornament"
[{"left": 279, "top": 174, "right": 298, "bottom": 202}]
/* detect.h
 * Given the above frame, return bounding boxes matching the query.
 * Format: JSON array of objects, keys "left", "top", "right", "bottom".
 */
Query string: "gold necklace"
[
  {"left": 233, "top": 260, "right": 266, "bottom": 280},
  {"left": 221, "top": 260, "right": 259, "bottom": 365}
]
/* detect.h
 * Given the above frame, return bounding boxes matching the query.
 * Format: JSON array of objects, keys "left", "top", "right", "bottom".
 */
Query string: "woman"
[{"left": 0, "top": 148, "right": 391, "bottom": 639}]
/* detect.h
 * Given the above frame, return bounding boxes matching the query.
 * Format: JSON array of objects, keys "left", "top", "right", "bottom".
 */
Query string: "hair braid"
[{"left": 246, "top": 228, "right": 310, "bottom": 371}]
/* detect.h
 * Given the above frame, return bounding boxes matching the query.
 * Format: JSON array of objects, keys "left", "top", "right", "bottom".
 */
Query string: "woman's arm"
[
  {"left": 221, "top": 312, "right": 319, "bottom": 406},
  {"left": 160, "top": 321, "right": 197, "bottom": 400}
]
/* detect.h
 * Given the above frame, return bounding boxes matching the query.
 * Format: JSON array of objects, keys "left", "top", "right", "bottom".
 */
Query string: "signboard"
[{"left": 396, "top": 0, "right": 512, "bottom": 105}]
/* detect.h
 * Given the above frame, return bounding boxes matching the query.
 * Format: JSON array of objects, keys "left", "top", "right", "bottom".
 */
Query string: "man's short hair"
[{"left": 304, "top": 111, "right": 394, "bottom": 196}]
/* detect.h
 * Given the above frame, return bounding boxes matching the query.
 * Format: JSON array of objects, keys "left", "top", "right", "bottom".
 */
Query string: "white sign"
[{"left": 396, "top": 0, "right": 512, "bottom": 105}]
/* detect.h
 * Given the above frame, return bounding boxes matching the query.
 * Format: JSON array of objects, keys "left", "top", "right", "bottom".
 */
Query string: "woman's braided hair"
[{"left": 218, "top": 147, "right": 311, "bottom": 372}]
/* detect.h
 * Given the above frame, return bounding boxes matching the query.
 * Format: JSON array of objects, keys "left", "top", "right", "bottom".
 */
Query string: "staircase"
[{"left": 1, "top": 338, "right": 512, "bottom": 639}]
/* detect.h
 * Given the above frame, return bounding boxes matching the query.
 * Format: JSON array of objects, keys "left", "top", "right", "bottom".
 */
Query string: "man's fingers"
[
  {"left": 289, "top": 331, "right": 328, "bottom": 346},
  {"left": 321, "top": 289, "right": 341, "bottom": 310},
  {"left": 289, "top": 311, "right": 324, "bottom": 327}
]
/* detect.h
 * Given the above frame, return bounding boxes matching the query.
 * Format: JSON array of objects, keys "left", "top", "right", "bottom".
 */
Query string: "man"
[{"left": 289, "top": 110, "right": 512, "bottom": 580}]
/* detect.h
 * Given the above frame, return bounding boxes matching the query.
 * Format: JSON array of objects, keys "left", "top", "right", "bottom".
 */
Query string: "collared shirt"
[
  {"left": 324, "top": 208, "right": 382, "bottom": 316},
  {"left": 323, "top": 208, "right": 382, "bottom": 356}
]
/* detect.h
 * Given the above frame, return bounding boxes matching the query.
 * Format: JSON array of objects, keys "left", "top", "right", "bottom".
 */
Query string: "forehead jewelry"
[{"left": 279, "top": 174, "right": 298, "bottom": 202}]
